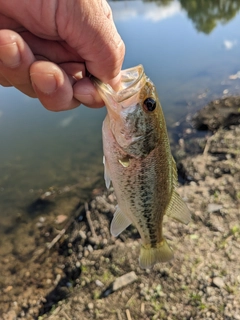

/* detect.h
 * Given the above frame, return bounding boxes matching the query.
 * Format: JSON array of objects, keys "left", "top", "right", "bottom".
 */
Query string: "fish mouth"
[{"left": 91, "top": 65, "right": 145, "bottom": 103}]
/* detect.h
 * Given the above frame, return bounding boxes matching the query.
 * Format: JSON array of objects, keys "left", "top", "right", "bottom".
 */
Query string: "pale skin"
[{"left": 0, "top": 0, "right": 125, "bottom": 111}]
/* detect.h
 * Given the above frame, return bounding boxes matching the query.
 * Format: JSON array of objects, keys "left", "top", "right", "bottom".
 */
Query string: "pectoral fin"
[
  {"left": 166, "top": 191, "right": 191, "bottom": 225},
  {"left": 103, "top": 156, "right": 111, "bottom": 189},
  {"left": 110, "top": 206, "right": 132, "bottom": 237},
  {"left": 118, "top": 157, "right": 130, "bottom": 168}
]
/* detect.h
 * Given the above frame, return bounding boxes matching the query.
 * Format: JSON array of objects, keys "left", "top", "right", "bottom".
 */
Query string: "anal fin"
[
  {"left": 110, "top": 206, "right": 132, "bottom": 237},
  {"left": 166, "top": 191, "right": 191, "bottom": 225}
]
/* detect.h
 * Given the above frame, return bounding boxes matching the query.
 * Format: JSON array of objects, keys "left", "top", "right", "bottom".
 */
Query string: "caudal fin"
[{"left": 139, "top": 239, "right": 174, "bottom": 269}]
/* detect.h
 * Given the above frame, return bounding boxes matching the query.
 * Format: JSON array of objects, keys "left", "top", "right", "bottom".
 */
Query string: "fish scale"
[{"left": 92, "top": 65, "right": 191, "bottom": 269}]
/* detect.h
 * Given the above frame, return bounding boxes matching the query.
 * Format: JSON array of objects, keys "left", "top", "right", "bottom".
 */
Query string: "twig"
[
  {"left": 85, "top": 202, "right": 97, "bottom": 239},
  {"left": 126, "top": 309, "right": 132, "bottom": 320},
  {"left": 47, "top": 204, "right": 84, "bottom": 250},
  {"left": 47, "top": 217, "right": 73, "bottom": 250},
  {"left": 47, "top": 228, "right": 67, "bottom": 250},
  {"left": 203, "top": 133, "right": 215, "bottom": 156},
  {"left": 61, "top": 310, "right": 71, "bottom": 320},
  {"left": 116, "top": 310, "right": 123, "bottom": 320}
]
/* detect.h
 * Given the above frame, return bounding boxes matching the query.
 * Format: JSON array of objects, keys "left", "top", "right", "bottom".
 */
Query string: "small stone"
[
  {"left": 88, "top": 237, "right": 99, "bottom": 245},
  {"left": 102, "top": 272, "right": 138, "bottom": 297},
  {"left": 3, "top": 285, "right": 13, "bottom": 293},
  {"left": 185, "top": 128, "right": 192, "bottom": 134},
  {"left": 87, "top": 245, "right": 93, "bottom": 252},
  {"left": 79, "top": 230, "right": 87, "bottom": 239},
  {"left": 112, "top": 271, "right": 138, "bottom": 292},
  {"left": 54, "top": 274, "right": 61, "bottom": 285},
  {"left": 36, "top": 222, "right": 43, "bottom": 228},
  {"left": 108, "top": 194, "right": 116, "bottom": 203},
  {"left": 95, "top": 280, "right": 104, "bottom": 287},
  {"left": 39, "top": 216, "right": 46, "bottom": 223},
  {"left": 212, "top": 277, "right": 225, "bottom": 288},
  {"left": 55, "top": 214, "right": 67, "bottom": 224},
  {"left": 88, "top": 302, "right": 94, "bottom": 310},
  {"left": 42, "top": 191, "right": 52, "bottom": 198},
  {"left": 207, "top": 204, "right": 223, "bottom": 213},
  {"left": 102, "top": 239, "right": 108, "bottom": 245},
  {"left": 4, "top": 310, "right": 16, "bottom": 320}
]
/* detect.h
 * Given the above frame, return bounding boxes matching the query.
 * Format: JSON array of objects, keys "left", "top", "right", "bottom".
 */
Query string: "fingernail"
[
  {"left": 0, "top": 42, "right": 21, "bottom": 67},
  {"left": 31, "top": 73, "right": 57, "bottom": 94}
]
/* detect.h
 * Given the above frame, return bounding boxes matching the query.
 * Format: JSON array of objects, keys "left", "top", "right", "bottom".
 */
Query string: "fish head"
[{"left": 92, "top": 65, "right": 164, "bottom": 158}]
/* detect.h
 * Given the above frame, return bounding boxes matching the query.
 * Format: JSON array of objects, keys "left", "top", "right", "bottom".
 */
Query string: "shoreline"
[{"left": 1, "top": 96, "right": 240, "bottom": 320}]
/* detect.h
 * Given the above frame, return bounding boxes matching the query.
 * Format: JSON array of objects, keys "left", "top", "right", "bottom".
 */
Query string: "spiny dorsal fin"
[
  {"left": 166, "top": 190, "right": 191, "bottom": 225},
  {"left": 110, "top": 206, "right": 132, "bottom": 237}
]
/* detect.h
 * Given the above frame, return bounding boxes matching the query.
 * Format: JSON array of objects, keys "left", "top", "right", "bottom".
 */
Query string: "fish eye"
[{"left": 143, "top": 97, "right": 156, "bottom": 112}]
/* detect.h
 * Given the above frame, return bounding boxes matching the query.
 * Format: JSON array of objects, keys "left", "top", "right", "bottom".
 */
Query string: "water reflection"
[
  {"left": 114, "top": 0, "right": 240, "bottom": 33},
  {"left": 1, "top": 0, "right": 240, "bottom": 234},
  {"left": 110, "top": 0, "right": 182, "bottom": 22},
  {"left": 179, "top": 0, "right": 240, "bottom": 34}
]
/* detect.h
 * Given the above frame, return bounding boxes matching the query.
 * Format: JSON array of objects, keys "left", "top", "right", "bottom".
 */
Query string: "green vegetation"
[
  {"left": 144, "top": 0, "right": 173, "bottom": 5},
  {"left": 189, "top": 292, "right": 204, "bottom": 307},
  {"left": 231, "top": 225, "right": 240, "bottom": 236}
]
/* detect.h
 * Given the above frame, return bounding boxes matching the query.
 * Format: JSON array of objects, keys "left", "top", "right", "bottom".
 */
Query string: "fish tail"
[{"left": 139, "top": 239, "right": 174, "bottom": 269}]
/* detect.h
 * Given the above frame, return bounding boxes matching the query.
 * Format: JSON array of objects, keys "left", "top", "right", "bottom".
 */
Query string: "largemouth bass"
[{"left": 92, "top": 65, "right": 191, "bottom": 269}]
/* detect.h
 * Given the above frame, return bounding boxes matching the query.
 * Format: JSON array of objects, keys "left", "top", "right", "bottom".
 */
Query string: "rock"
[
  {"left": 192, "top": 96, "right": 240, "bottom": 131},
  {"left": 3, "top": 286, "right": 13, "bottom": 293},
  {"left": 79, "top": 230, "right": 87, "bottom": 239},
  {"left": 39, "top": 216, "right": 46, "bottom": 223},
  {"left": 212, "top": 277, "right": 225, "bottom": 288},
  {"left": 55, "top": 214, "right": 68, "bottom": 224},
  {"left": 88, "top": 302, "right": 94, "bottom": 310},
  {"left": 112, "top": 271, "right": 138, "bottom": 292},
  {"left": 207, "top": 204, "right": 223, "bottom": 213},
  {"left": 102, "top": 271, "right": 138, "bottom": 297},
  {"left": 95, "top": 280, "right": 104, "bottom": 287},
  {"left": 3, "top": 310, "right": 16, "bottom": 320}
]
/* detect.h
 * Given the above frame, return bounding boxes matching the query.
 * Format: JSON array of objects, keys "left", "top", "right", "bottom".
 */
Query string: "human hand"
[{"left": 0, "top": 0, "right": 125, "bottom": 110}]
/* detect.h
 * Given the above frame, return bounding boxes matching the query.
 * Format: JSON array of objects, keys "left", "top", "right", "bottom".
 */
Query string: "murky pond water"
[{"left": 1, "top": 0, "right": 240, "bottom": 234}]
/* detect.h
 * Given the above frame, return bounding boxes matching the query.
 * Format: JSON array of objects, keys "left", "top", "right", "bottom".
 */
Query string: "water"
[{"left": 1, "top": 0, "right": 240, "bottom": 233}]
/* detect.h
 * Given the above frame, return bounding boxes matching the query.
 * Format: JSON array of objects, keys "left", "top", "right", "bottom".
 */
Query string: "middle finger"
[{"left": 0, "top": 29, "right": 36, "bottom": 97}]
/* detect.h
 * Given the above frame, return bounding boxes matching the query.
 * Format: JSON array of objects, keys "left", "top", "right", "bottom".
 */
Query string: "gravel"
[{"left": 1, "top": 97, "right": 240, "bottom": 320}]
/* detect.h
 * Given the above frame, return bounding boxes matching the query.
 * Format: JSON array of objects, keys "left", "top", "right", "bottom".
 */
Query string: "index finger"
[{"left": 56, "top": 0, "right": 125, "bottom": 89}]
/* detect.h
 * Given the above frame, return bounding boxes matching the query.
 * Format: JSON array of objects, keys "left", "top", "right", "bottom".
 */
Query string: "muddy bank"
[{"left": 1, "top": 97, "right": 240, "bottom": 320}]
